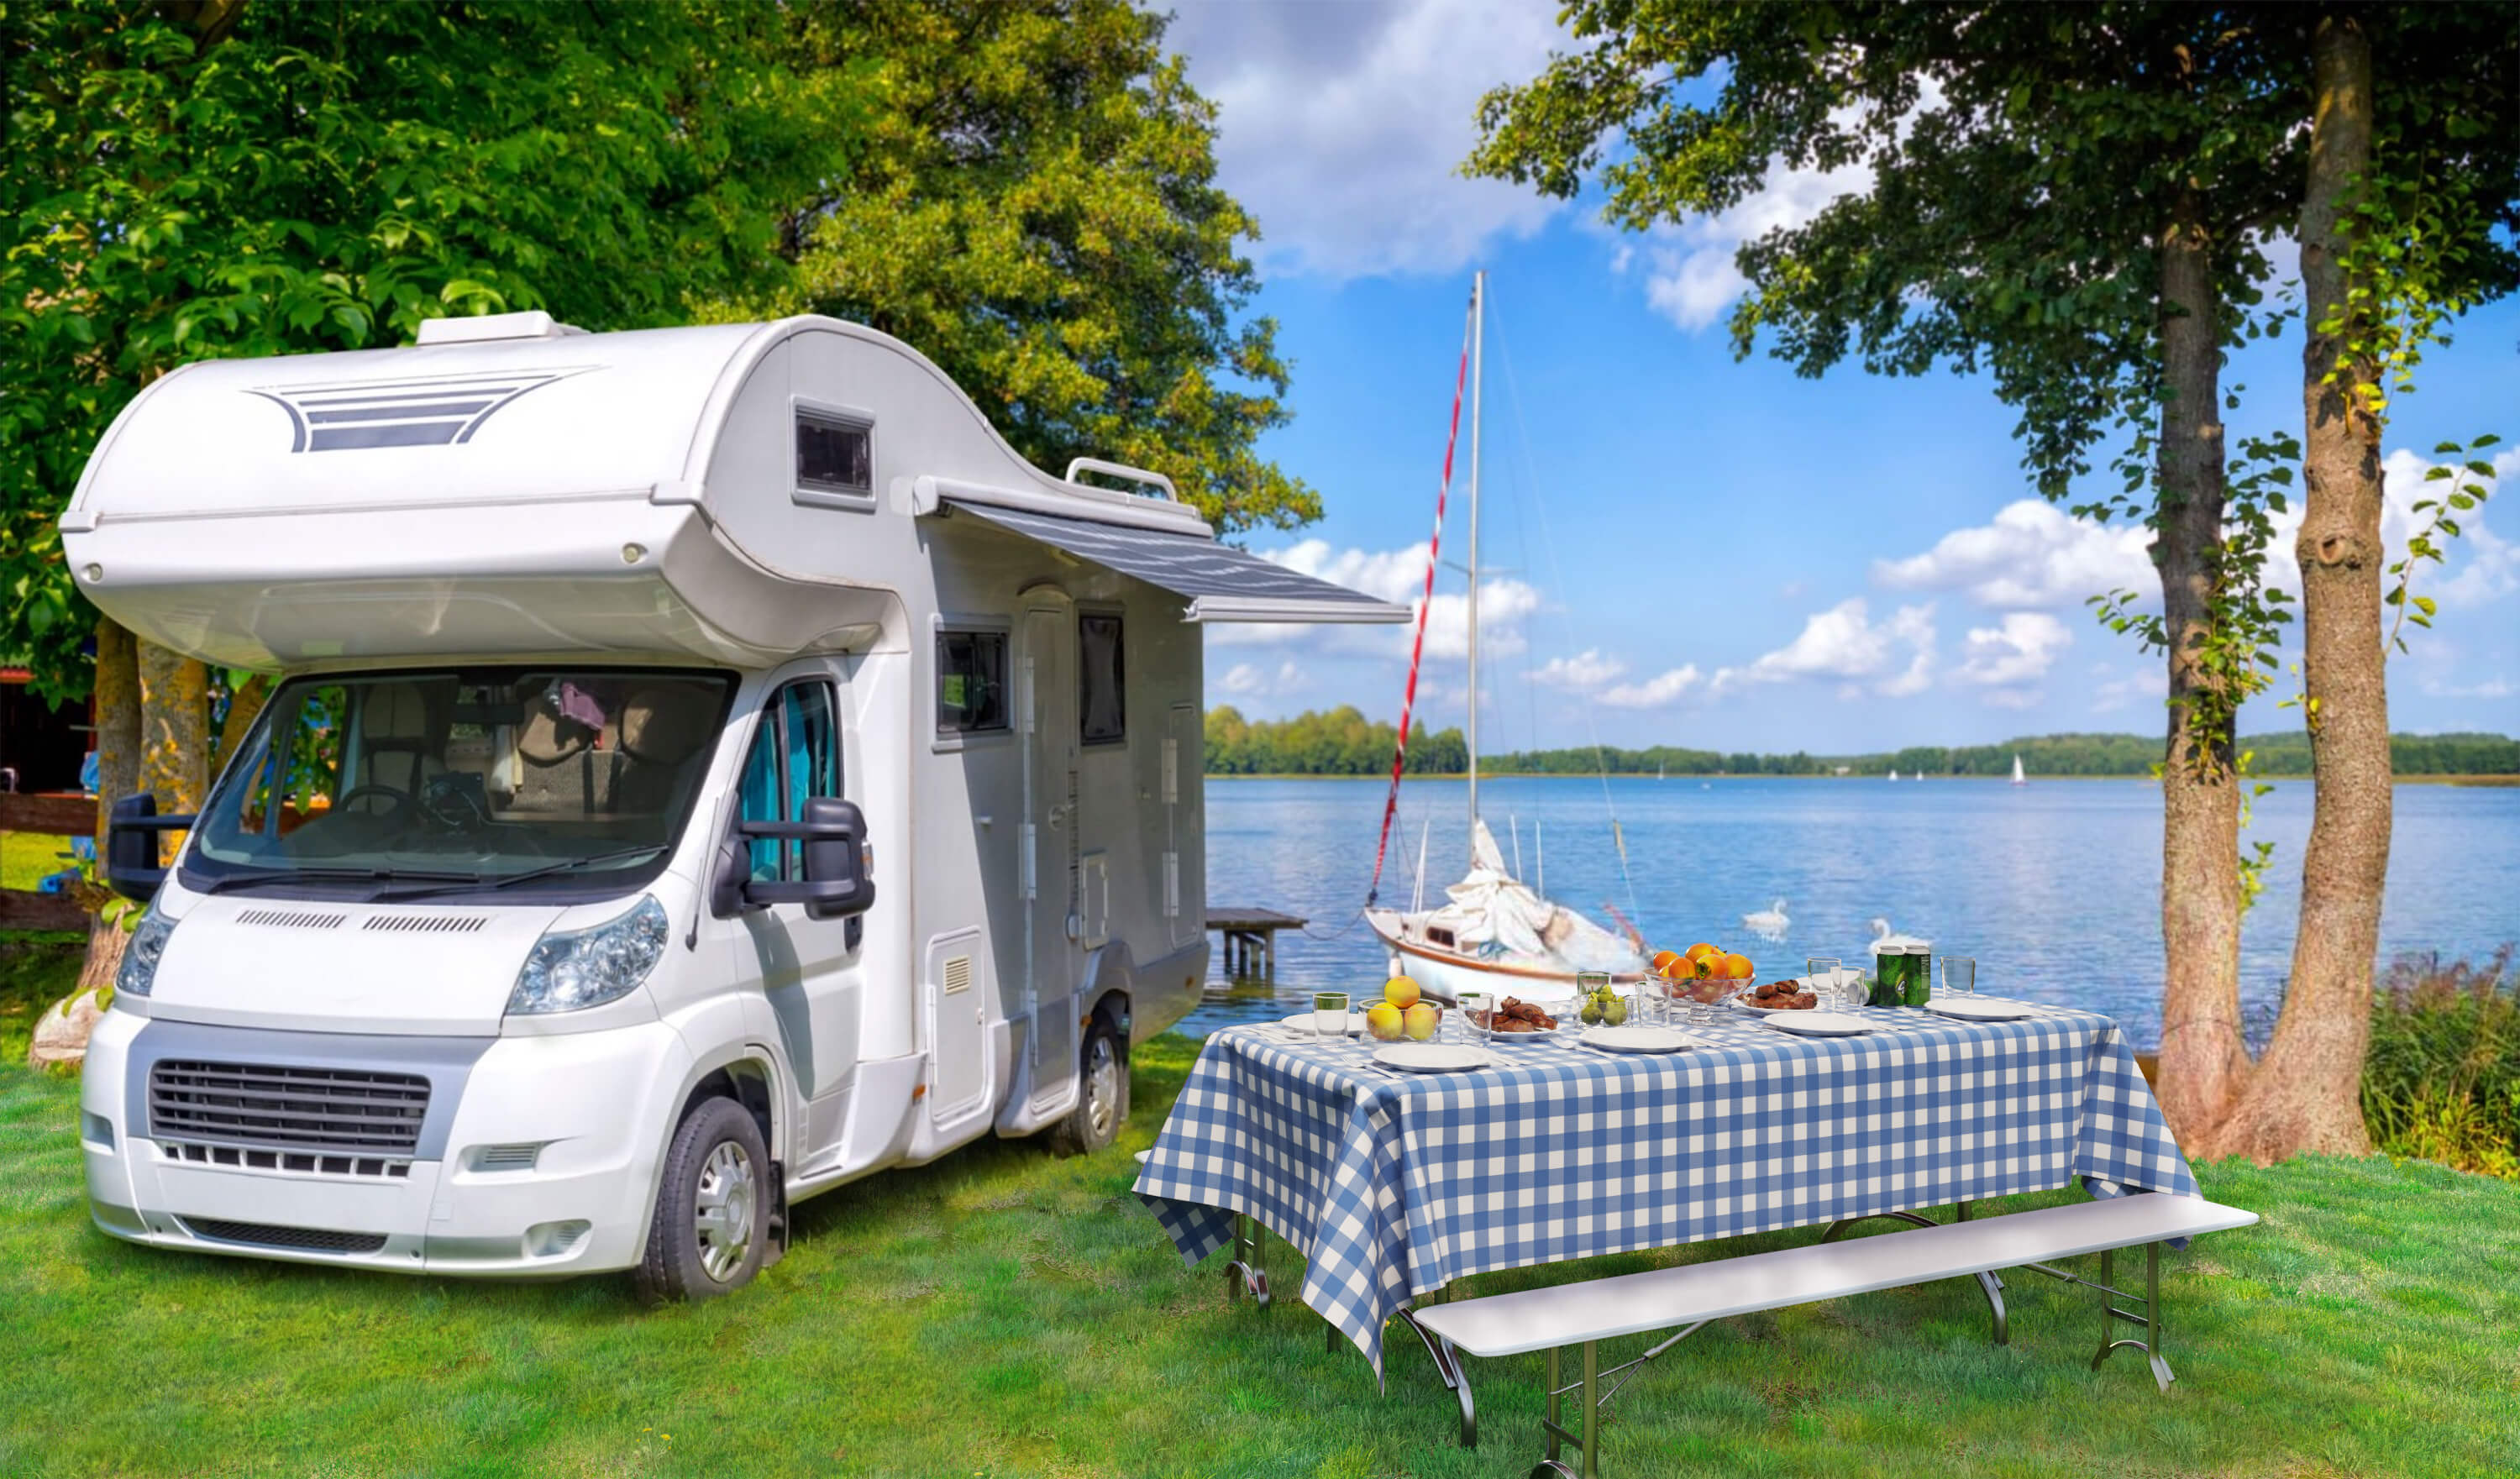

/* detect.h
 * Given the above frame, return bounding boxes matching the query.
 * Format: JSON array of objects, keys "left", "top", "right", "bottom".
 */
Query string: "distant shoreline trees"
[{"left": 1204, "top": 707, "right": 2520, "bottom": 779}]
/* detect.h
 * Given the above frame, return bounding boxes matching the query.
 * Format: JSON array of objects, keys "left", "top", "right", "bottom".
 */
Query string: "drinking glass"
[
  {"left": 1457, "top": 990, "right": 1493, "bottom": 1045},
  {"left": 1807, "top": 957, "right": 1848, "bottom": 1011},
  {"left": 1939, "top": 957, "right": 1977, "bottom": 998},
  {"left": 1312, "top": 991, "right": 1351, "bottom": 1041}
]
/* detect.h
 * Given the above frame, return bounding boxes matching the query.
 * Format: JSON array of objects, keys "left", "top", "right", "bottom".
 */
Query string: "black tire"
[
  {"left": 1047, "top": 1015, "right": 1124, "bottom": 1157},
  {"left": 634, "top": 1096, "right": 769, "bottom": 1304}
]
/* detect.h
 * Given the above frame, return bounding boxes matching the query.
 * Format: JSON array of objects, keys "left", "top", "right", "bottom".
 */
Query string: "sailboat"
[
  {"left": 1364, "top": 272, "right": 1647, "bottom": 1005},
  {"left": 2011, "top": 753, "right": 2027, "bottom": 786}
]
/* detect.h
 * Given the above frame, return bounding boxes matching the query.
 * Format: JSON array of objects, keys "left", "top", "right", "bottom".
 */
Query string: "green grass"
[
  {"left": 4, "top": 1039, "right": 2516, "bottom": 1478},
  {"left": 2, "top": 829, "right": 80, "bottom": 891},
  {"left": 0, "top": 929, "right": 84, "bottom": 1066}
]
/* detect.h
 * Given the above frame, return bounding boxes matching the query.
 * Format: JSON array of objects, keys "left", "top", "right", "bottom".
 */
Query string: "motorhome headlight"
[
  {"left": 116, "top": 909, "right": 177, "bottom": 998},
  {"left": 507, "top": 896, "right": 670, "bottom": 1015}
]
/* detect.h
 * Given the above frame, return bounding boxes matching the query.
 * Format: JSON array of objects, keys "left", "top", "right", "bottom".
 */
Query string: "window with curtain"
[{"left": 737, "top": 679, "right": 842, "bottom": 882}]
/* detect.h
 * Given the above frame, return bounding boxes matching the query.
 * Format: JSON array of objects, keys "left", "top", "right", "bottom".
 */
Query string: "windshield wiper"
[
  {"left": 368, "top": 844, "right": 670, "bottom": 902},
  {"left": 196, "top": 865, "right": 477, "bottom": 896}
]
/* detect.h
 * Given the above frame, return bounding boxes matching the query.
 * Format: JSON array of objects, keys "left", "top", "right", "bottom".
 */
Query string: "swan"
[
  {"left": 1867, "top": 916, "right": 1931, "bottom": 957},
  {"left": 1743, "top": 898, "right": 1790, "bottom": 941}
]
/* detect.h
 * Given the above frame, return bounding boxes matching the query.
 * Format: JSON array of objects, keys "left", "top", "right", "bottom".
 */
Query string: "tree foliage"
[
  {"left": 0, "top": 0, "right": 861, "bottom": 702},
  {"left": 750, "top": 1, "right": 1316, "bottom": 536}
]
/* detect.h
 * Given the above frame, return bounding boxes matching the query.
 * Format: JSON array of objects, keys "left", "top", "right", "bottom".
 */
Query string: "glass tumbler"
[
  {"left": 1940, "top": 956, "right": 1977, "bottom": 998},
  {"left": 1312, "top": 991, "right": 1351, "bottom": 1041},
  {"left": 1807, "top": 957, "right": 1847, "bottom": 1011},
  {"left": 1457, "top": 990, "right": 1493, "bottom": 1045}
]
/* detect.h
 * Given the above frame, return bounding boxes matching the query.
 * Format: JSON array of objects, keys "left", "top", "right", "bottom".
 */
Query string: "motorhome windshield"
[{"left": 184, "top": 669, "right": 734, "bottom": 898}]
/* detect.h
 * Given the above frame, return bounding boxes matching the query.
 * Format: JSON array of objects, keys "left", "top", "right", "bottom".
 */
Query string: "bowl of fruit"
[
  {"left": 1651, "top": 942, "right": 1756, "bottom": 1006},
  {"left": 1364, "top": 976, "right": 1444, "bottom": 1042}
]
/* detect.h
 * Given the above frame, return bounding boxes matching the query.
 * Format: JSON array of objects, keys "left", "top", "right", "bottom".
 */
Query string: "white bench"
[{"left": 1410, "top": 1194, "right": 2259, "bottom": 1476}]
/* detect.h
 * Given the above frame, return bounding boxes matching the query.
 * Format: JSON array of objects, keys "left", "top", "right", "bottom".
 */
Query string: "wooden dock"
[{"left": 1207, "top": 907, "right": 1305, "bottom": 977}]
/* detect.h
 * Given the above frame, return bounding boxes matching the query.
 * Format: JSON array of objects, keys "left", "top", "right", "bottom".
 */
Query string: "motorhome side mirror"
[
  {"left": 104, "top": 793, "right": 198, "bottom": 904},
  {"left": 734, "top": 797, "right": 874, "bottom": 921}
]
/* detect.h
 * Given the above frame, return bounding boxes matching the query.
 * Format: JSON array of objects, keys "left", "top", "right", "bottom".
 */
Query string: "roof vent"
[{"left": 414, "top": 310, "right": 583, "bottom": 346}]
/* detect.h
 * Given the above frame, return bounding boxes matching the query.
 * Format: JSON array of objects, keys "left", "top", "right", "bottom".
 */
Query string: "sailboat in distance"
[
  {"left": 2012, "top": 753, "right": 2027, "bottom": 786},
  {"left": 1364, "top": 272, "right": 1647, "bottom": 1004}
]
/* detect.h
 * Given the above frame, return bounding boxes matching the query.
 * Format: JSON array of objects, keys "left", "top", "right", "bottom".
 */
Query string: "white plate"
[
  {"left": 1372, "top": 1042, "right": 1498, "bottom": 1073},
  {"left": 1282, "top": 1013, "right": 1368, "bottom": 1036},
  {"left": 1761, "top": 1011, "right": 1875, "bottom": 1037},
  {"left": 1924, "top": 997, "right": 2038, "bottom": 1022},
  {"left": 1579, "top": 1025, "right": 1698, "bottom": 1054}
]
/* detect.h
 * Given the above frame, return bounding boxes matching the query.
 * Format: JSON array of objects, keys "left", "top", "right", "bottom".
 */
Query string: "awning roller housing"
[{"left": 942, "top": 499, "right": 1409, "bottom": 625}]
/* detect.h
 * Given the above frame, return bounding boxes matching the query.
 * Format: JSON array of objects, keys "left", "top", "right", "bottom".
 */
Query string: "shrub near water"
[{"left": 2363, "top": 947, "right": 2519, "bottom": 1178}]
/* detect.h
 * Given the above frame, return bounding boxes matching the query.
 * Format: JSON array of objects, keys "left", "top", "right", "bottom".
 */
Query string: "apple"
[
  {"left": 1384, "top": 975, "right": 1422, "bottom": 1010},
  {"left": 1403, "top": 1002, "right": 1441, "bottom": 1041},
  {"left": 1366, "top": 1004, "right": 1406, "bottom": 1041}
]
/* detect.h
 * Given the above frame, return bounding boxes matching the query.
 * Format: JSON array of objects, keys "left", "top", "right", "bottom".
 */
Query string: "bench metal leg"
[
  {"left": 1225, "top": 1213, "right": 1270, "bottom": 1310},
  {"left": 2091, "top": 1242, "right": 2174, "bottom": 1392},
  {"left": 1534, "top": 1341, "right": 1597, "bottom": 1477}
]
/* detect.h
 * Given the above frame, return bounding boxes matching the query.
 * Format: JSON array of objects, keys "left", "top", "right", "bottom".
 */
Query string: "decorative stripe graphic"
[{"left": 250, "top": 368, "right": 588, "bottom": 452}]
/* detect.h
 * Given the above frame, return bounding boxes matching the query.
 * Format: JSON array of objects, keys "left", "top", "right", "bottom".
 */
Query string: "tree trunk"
[
  {"left": 136, "top": 640, "right": 210, "bottom": 862},
  {"left": 215, "top": 673, "right": 271, "bottom": 771},
  {"left": 2199, "top": 15, "right": 2383, "bottom": 1162},
  {"left": 2147, "top": 211, "right": 2250, "bottom": 1144},
  {"left": 76, "top": 618, "right": 144, "bottom": 994}
]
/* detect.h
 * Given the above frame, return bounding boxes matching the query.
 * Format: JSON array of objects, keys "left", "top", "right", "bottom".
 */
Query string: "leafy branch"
[{"left": 2385, "top": 433, "right": 2501, "bottom": 655}]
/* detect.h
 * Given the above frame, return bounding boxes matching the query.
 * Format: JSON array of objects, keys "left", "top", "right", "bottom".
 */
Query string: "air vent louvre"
[
  {"left": 235, "top": 909, "right": 349, "bottom": 931},
  {"left": 942, "top": 955, "right": 973, "bottom": 995},
  {"left": 363, "top": 915, "right": 489, "bottom": 934},
  {"left": 178, "top": 1217, "right": 387, "bottom": 1255}
]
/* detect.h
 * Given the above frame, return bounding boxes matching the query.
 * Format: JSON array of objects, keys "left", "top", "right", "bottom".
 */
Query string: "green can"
[
  {"left": 1869, "top": 948, "right": 1905, "bottom": 1008},
  {"left": 1902, "top": 945, "right": 1934, "bottom": 1008}
]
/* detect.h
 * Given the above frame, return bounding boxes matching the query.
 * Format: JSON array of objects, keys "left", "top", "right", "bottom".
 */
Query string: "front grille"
[
  {"left": 179, "top": 1217, "right": 388, "bottom": 1255},
  {"left": 150, "top": 1060, "right": 430, "bottom": 1156},
  {"left": 155, "top": 1140, "right": 411, "bottom": 1178}
]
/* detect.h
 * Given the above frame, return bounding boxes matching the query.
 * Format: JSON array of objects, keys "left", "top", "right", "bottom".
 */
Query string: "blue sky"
[{"left": 1162, "top": 2, "right": 2520, "bottom": 755}]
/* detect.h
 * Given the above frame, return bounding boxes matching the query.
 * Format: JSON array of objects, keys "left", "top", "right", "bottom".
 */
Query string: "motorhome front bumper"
[{"left": 81, "top": 1010, "right": 694, "bottom": 1277}]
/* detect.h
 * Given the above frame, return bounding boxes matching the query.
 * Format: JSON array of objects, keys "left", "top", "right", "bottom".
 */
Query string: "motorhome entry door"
[{"left": 1020, "top": 601, "right": 1081, "bottom": 1112}]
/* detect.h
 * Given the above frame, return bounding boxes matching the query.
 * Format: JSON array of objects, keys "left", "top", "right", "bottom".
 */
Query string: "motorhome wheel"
[
  {"left": 635, "top": 1097, "right": 769, "bottom": 1303},
  {"left": 1048, "top": 1018, "right": 1123, "bottom": 1156}
]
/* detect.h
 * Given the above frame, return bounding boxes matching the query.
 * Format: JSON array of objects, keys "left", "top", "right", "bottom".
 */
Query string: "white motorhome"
[{"left": 62, "top": 311, "right": 1399, "bottom": 1299}]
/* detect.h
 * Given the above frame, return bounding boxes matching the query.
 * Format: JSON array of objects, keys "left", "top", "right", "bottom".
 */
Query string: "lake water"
[{"left": 1179, "top": 775, "right": 2520, "bottom": 1051}]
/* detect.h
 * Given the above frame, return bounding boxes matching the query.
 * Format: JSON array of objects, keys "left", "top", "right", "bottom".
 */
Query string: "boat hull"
[{"left": 1367, "top": 912, "right": 1645, "bottom": 1004}]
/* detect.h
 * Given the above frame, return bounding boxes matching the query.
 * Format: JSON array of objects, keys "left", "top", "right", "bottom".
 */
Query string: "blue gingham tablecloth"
[{"left": 1132, "top": 1001, "right": 2196, "bottom": 1378}]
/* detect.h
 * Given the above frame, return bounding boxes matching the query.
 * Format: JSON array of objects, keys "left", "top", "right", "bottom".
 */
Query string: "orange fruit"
[
  {"left": 1651, "top": 948, "right": 1686, "bottom": 978},
  {"left": 1684, "top": 942, "right": 1719, "bottom": 963},
  {"left": 1722, "top": 952, "right": 1754, "bottom": 979},
  {"left": 1383, "top": 976, "right": 1422, "bottom": 1010}
]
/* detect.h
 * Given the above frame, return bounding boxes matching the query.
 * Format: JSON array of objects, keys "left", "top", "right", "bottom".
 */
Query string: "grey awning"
[{"left": 942, "top": 500, "right": 1410, "bottom": 624}]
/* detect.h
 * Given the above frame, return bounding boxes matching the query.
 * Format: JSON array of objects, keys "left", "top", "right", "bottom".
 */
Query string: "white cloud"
[
  {"left": 1712, "top": 597, "right": 1936, "bottom": 695},
  {"left": 1635, "top": 156, "right": 1871, "bottom": 330},
  {"left": 1163, "top": 0, "right": 1567, "bottom": 279},
  {"left": 1215, "top": 659, "right": 1310, "bottom": 700},
  {"left": 1226, "top": 538, "right": 1543, "bottom": 661},
  {"left": 1532, "top": 648, "right": 1626, "bottom": 690},
  {"left": 1598, "top": 666, "right": 1703, "bottom": 709},
  {"left": 2396, "top": 446, "right": 2520, "bottom": 610},
  {"left": 2423, "top": 675, "right": 2515, "bottom": 700},
  {"left": 2091, "top": 663, "right": 2168, "bottom": 714},
  {"left": 1956, "top": 611, "right": 2073, "bottom": 690},
  {"left": 1876, "top": 500, "right": 2156, "bottom": 611}
]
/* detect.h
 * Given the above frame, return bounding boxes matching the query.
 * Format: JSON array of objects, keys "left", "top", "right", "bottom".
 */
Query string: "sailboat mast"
[{"left": 1467, "top": 270, "right": 1484, "bottom": 831}]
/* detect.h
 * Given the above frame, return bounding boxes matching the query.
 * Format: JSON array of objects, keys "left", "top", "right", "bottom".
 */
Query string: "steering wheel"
[{"left": 333, "top": 784, "right": 413, "bottom": 819}]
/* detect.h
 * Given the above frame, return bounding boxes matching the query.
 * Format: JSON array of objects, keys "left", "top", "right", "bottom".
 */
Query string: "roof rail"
[{"left": 1064, "top": 457, "right": 1176, "bottom": 501}]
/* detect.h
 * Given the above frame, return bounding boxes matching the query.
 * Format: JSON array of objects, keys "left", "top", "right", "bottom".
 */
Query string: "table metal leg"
[
  {"left": 1225, "top": 1213, "right": 1270, "bottom": 1311},
  {"left": 1822, "top": 1208, "right": 2006, "bottom": 1343}
]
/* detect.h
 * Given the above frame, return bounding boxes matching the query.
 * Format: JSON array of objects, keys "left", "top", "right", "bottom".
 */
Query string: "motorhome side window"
[
  {"left": 936, "top": 630, "right": 1009, "bottom": 734},
  {"left": 738, "top": 680, "right": 843, "bottom": 881},
  {"left": 1079, "top": 613, "right": 1125, "bottom": 744},
  {"left": 188, "top": 669, "right": 733, "bottom": 894},
  {"left": 795, "top": 412, "right": 872, "bottom": 495}
]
